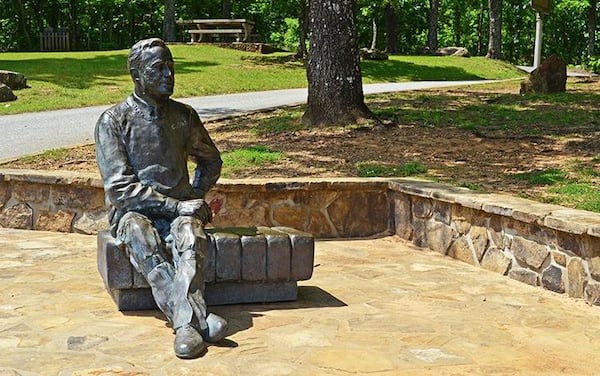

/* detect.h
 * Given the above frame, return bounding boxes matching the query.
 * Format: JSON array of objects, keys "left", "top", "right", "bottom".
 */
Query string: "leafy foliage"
[{"left": 0, "top": 0, "right": 596, "bottom": 65}]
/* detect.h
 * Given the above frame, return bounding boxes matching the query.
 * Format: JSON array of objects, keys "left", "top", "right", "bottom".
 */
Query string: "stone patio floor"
[{"left": 1, "top": 229, "right": 600, "bottom": 375}]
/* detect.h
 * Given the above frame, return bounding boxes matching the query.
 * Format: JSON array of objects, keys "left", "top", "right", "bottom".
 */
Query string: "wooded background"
[{"left": 2, "top": 0, "right": 597, "bottom": 65}]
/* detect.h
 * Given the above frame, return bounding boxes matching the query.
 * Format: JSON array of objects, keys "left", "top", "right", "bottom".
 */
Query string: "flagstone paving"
[{"left": 1, "top": 228, "right": 600, "bottom": 375}]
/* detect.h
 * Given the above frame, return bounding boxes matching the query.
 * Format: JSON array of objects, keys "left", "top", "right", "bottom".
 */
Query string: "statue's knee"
[
  {"left": 170, "top": 216, "right": 206, "bottom": 253},
  {"left": 118, "top": 212, "right": 154, "bottom": 237},
  {"left": 117, "top": 211, "right": 164, "bottom": 259}
]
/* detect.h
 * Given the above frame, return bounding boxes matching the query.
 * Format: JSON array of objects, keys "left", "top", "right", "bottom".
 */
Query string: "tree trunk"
[
  {"left": 486, "top": 0, "right": 502, "bottom": 59},
  {"left": 371, "top": 18, "right": 377, "bottom": 50},
  {"left": 163, "top": 0, "right": 176, "bottom": 42},
  {"left": 15, "top": 0, "right": 33, "bottom": 49},
  {"left": 477, "top": 0, "right": 486, "bottom": 55},
  {"left": 453, "top": 3, "right": 462, "bottom": 46},
  {"left": 295, "top": 0, "right": 309, "bottom": 59},
  {"left": 302, "top": 0, "right": 373, "bottom": 126},
  {"left": 222, "top": 0, "right": 232, "bottom": 18},
  {"left": 427, "top": 0, "right": 438, "bottom": 53},
  {"left": 589, "top": 0, "right": 597, "bottom": 56},
  {"left": 385, "top": 4, "right": 398, "bottom": 53},
  {"left": 68, "top": 0, "right": 78, "bottom": 50}
]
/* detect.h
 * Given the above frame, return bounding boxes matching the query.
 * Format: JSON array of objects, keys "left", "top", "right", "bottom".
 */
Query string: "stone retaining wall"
[{"left": 2, "top": 169, "right": 600, "bottom": 305}]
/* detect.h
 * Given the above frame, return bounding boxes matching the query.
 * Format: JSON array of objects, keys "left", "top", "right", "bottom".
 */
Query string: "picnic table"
[{"left": 177, "top": 19, "right": 255, "bottom": 43}]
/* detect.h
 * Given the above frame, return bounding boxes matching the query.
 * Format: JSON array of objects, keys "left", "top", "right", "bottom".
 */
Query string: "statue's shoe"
[
  {"left": 174, "top": 324, "right": 206, "bottom": 359},
  {"left": 203, "top": 313, "right": 228, "bottom": 343}
]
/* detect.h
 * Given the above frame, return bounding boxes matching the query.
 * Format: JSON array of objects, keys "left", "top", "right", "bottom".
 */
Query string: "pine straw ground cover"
[{"left": 4, "top": 79, "right": 600, "bottom": 212}]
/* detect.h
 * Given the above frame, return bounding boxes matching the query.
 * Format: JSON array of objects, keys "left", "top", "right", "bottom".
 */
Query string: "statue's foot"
[
  {"left": 203, "top": 313, "right": 228, "bottom": 343},
  {"left": 174, "top": 324, "right": 206, "bottom": 359}
]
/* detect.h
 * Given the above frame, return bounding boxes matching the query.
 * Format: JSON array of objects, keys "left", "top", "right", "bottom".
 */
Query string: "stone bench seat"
[{"left": 97, "top": 226, "right": 315, "bottom": 311}]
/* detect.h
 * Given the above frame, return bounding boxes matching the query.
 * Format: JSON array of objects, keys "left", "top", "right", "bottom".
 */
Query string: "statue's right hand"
[{"left": 176, "top": 199, "right": 212, "bottom": 224}]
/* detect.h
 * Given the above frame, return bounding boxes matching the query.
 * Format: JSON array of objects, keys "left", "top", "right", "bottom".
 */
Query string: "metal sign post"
[{"left": 531, "top": 0, "right": 551, "bottom": 68}]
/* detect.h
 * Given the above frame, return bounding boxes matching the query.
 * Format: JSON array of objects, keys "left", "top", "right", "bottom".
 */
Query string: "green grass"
[
  {"left": 356, "top": 161, "right": 427, "bottom": 178},
  {"left": 18, "top": 148, "right": 71, "bottom": 164},
  {"left": 220, "top": 145, "right": 284, "bottom": 177},
  {"left": 0, "top": 46, "right": 524, "bottom": 114},
  {"left": 370, "top": 81, "right": 600, "bottom": 138},
  {"left": 510, "top": 169, "right": 568, "bottom": 185},
  {"left": 508, "top": 163, "right": 600, "bottom": 212},
  {"left": 546, "top": 183, "right": 600, "bottom": 212}
]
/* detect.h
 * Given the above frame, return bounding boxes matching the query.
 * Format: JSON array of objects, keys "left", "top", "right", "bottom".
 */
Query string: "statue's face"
[{"left": 137, "top": 45, "right": 175, "bottom": 100}]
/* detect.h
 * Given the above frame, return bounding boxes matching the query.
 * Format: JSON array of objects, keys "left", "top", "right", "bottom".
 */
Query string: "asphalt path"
[{"left": 0, "top": 80, "right": 493, "bottom": 161}]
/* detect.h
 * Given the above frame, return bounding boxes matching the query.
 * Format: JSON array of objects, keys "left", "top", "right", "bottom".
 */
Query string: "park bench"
[
  {"left": 97, "top": 226, "right": 315, "bottom": 310},
  {"left": 177, "top": 19, "right": 255, "bottom": 43}
]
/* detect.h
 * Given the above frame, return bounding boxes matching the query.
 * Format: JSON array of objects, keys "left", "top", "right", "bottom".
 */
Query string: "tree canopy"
[{"left": 1, "top": 0, "right": 597, "bottom": 65}]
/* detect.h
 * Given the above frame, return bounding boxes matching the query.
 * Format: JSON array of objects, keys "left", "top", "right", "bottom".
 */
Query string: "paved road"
[{"left": 0, "top": 80, "right": 492, "bottom": 161}]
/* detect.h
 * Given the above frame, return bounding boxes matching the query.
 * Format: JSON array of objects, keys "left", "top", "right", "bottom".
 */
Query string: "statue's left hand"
[{"left": 176, "top": 199, "right": 212, "bottom": 224}]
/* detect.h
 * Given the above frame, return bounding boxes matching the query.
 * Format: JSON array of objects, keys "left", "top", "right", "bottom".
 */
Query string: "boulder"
[
  {"left": 360, "top": 48, "right": 389, "bottom": 61},
  {"left": 0, "top": 83, "right": 16, "bottom": 102},
  {"left": 0, "top": 70, "right": 27, "bottom": 90},
  {"left": 520, "top": 54, "right": 567, "bottom": 94},
  {"left": 437, "top": 47, "right": 470, "bottom": 57}
]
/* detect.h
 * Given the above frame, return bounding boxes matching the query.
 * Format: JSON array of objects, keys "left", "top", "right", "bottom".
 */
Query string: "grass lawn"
[
  {"left": 3, "top": 46, "right": 597, "bottom": 213},
  {"left": 1, "top": 44, "right": 523, "bottom": 114}
]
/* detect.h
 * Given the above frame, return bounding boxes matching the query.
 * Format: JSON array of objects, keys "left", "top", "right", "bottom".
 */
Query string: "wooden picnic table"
[{"left": 177, "top": 19, "right": 255, "bottom": 43}]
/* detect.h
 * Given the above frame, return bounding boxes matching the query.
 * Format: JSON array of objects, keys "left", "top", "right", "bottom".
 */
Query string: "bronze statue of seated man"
[{"left": 95, "top": 37, "right": 227, "bottom": 359}]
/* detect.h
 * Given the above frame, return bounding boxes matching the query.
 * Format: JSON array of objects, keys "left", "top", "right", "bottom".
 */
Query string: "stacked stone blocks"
[
  {"left": 97, "top": 226, "right": 315, "bottom": 310},
  {"left": 3, "top": 169, "right": 600, "bottom": 307},
  {"left": 390, "top": 180, "right": 600, "bottom": 305}
]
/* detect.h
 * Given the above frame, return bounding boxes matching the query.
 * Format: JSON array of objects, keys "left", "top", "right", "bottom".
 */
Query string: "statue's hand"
[{"left": 177, "top": 199, "right": 212, "bottom": 224}]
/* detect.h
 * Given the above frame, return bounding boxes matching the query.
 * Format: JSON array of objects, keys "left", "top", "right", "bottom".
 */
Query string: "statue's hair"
[{"left": 127, "top": 38, "right": 170, "bottom": 75}]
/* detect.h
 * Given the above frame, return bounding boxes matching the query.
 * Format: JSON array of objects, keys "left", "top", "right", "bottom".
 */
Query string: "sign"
[{"left": 531, "top": 0, "right": 551, "bottom": 15}]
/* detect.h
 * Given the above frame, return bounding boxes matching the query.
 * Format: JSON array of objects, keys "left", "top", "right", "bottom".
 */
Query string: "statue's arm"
[
  {"left": 189, "top": 109, "right": 222, "bottom": 197},
  {"left": 94, "top": 111, "right": 179, "bottom": 218}
]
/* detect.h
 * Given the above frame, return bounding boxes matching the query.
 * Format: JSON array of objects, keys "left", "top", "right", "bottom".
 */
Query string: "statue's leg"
[
  {"left": 116, "top": 212, "right": 175, "bottom": 322},
  {"left": 170, "top": 216, "right": 228, "bottom": 342}
]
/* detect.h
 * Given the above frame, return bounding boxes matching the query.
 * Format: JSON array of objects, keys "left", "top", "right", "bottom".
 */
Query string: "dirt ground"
[{"left": 3, "top": 81, "right": 600, "bottom": 204}]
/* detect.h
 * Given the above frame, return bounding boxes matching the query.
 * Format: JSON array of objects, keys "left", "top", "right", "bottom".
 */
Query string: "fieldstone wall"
[
  {"left": 2, "top": 169, "right": 600, "bottom": 305},
  {"left": 0, "top": 170, "right": 391, "bottom": 238},
  {"left": 389, "top": 180, "right": 600, "bottom": 306}
]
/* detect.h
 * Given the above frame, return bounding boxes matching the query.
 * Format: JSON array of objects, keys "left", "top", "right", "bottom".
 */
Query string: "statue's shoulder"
[
  {"left": 98, "top": 96, "right": 134, "bottom": 125},
  {"left": 169, "top": 98, "right": 195, "bottom": 115}
]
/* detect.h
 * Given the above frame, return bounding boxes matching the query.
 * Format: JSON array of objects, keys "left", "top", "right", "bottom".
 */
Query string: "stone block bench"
[{"left": 97, "top": 226, "right": 315, "bottom": 311}]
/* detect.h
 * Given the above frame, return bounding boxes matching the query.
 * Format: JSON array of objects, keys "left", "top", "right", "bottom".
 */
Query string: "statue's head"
[{"left": 128, "top": 38, "right": 174, "bottom": 101}]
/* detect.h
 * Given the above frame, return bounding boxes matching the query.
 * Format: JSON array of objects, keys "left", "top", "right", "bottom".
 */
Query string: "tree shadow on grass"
[
  {"left": 361, "top": 59, "right": 486, "bottom": 81},
  {"left": 1, "top": 53, "right": 218, "bottom": 90}
]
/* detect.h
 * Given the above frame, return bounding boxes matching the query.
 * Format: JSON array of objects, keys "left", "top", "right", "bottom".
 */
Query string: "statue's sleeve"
[
  {"left": 189, "top": 108, "right": 223, "bottom": 197},
  {"left": 94, "top": 110, "right": 179, "bottom": 218}
]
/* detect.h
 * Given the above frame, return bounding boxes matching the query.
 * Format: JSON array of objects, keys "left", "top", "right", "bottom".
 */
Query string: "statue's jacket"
[{"left": 95, "top": 94, "right": 222, "bottom": 236}]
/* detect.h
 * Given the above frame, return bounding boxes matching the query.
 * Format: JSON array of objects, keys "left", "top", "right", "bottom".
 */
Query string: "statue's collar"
[{"left": 128, "top": 93, "right": 169, "bottom": 120}]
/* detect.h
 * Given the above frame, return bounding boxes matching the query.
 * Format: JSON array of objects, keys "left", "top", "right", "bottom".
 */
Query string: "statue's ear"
[{"left": 130, "top": 68, "right": 140, "bottom": 82}]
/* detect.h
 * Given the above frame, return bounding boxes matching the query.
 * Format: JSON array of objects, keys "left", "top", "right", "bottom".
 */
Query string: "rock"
[
  {"left": 567, "top": 257, "right": 586, "bottom": 298},
  {"left": 425, "top": 220, "right": 455, "bottom": 254},
  {"left": 0, "top": 70, "right": 27, "bottom": 90},
  {"left": 520, "top": 54, "right": 567, "bottom": 94},
  {"left": 0, "top": 83, "right": 16, "bottom": 102},
  {"left": 35, "top": 210, "right": 75, "bottom": 232},
  {"left": 0, "top": 203, "right": 33, "bottom": 229},
  {"left": 436, "top": 47, "right": 470, "bottom": 57},
  {"left": 448, "top": 235, "right": 478, "bottom": 265},
  {"left": 585, "top": 281, "right": 600, "bottom": 305},
  {"left": 73, "top": 208, "right": 110, "bottom": 235},
  {"left": 360, "top": 48, "right": 389, "bottom": 60},
  {"left": 511, "top": 236, "right": 550, "bottom": 270},
  {"left": 481, "top": 247, "right": 511, "bottom": 275},
  {"left": 541, "top": 264, "right": 565, "bottom": 293},
  {"left": 509, "top": 267, "right": 538, "bottom": 286}
]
